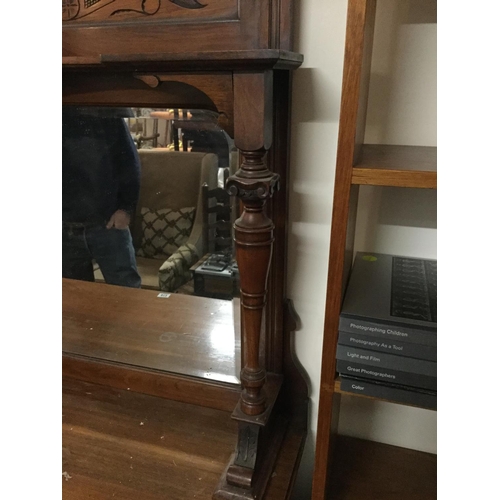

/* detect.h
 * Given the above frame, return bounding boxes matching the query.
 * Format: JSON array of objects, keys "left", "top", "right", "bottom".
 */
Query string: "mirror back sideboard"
[{"left": 62, "top": 3, "right": 307, "bottom": 498}]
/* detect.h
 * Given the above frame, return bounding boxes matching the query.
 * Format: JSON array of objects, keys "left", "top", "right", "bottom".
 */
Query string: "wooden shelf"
[
  {"left": 334, "top": 377, "right": 436, "bottom": 411},
  {"left": 329, "top": 436, "right": 437, "bottom": 500},
  {"left": 62, "top": 279, "right": 241, "bottom": 386},
  {"left": 62, "top": 50, "right": 304, "bottom": 71},
  {"left": 352, "top": 145, "right": 437, "bottom": 188}
]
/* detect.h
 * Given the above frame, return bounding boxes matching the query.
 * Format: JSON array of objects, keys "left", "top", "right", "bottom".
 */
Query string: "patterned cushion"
[
  {"left": 158, "top": 243, "right": 199, "bottom": 292},
  {"left": 136, "top": 207, "right": 196, "bottom": 259}
]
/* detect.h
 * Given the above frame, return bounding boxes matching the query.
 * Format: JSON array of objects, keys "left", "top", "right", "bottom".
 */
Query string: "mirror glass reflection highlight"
[{"left": 62, "top": 106, "right": 241, "bottom": 384}]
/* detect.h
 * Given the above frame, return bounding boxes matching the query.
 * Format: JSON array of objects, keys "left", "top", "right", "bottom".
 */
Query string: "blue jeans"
[{"left": 62, "top": 223, "right": 141, "bottom": 288}]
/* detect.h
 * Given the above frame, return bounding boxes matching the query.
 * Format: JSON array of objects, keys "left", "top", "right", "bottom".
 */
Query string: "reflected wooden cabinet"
[{"left": 62, "top": 2, "right": 307, "bottom": 499}]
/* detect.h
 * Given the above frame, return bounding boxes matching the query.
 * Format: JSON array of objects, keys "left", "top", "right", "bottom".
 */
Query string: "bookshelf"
[{"left": 311, "top": 1, "right": 437, "bottom": 499}]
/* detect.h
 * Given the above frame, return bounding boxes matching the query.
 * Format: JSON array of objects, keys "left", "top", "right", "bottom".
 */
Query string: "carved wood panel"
[
  {"left": 62, "top": 0, "right": 294, "bottom": 55},
  {"left": 62, "top": 0, "right": 238, "bottom": 24}
]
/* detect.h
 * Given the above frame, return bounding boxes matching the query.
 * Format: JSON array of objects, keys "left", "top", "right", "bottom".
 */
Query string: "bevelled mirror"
[{"left": 62, "top": 105, "right": 241, "bottom": 384}]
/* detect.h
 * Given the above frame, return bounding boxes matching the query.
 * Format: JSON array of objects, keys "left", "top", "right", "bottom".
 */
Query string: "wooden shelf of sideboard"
[
  {"left": 334, "top": 377, "right": 435, "bottom": 411},
  {"left": 328, "top": 435, "right": 437, "bottom": 500},
  {"left": 352, "top": 144, "right": 437, "bottom": 189}
]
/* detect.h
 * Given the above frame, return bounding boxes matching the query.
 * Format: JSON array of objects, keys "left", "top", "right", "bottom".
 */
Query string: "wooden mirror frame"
[{"left": 62, "top": 4, "right": 306, "bottom": 499}]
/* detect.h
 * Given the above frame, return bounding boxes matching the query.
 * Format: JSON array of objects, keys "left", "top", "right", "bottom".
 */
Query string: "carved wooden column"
[
  {"left": 227, "top": 155, "right": 278, "bottom": 415},
  {"left": 227, "top": 71, "right": 277, "bottom": 416},
  {"left": 214, "top": 71, "right": 285, "bottom": 500}
]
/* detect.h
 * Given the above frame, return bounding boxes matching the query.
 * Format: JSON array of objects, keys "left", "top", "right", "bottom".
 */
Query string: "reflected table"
[{"left": 191, "top": 253, "right": 240, "bottom": 300}]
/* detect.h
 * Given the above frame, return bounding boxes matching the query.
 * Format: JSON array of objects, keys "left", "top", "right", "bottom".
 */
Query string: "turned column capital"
[{"left": 227, "top": 174, "right": 280, "bottom": 202}]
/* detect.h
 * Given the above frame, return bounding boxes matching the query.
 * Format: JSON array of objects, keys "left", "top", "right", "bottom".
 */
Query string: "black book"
[
  {"left": 340, "top": 376, "right": 437, "bottom": 410},
  {"left": 336, "top": 360, "right": 436, "bottom": 391},
  {"left": 338, "top": 331, "right": 437, "bottom": 361},
  {"left": 336, "top": 345, "right": 436, "bottom": 391},
  {"left": 336, "top": 345, "right": 436, "bottom": 376},
  {"left": 339, "top": 253, "right": 437, "bottom": 347}
]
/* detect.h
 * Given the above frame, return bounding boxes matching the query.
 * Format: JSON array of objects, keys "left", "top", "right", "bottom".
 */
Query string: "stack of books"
[{"left": 336, "top": 252, "right": 437, "bottom": 410}]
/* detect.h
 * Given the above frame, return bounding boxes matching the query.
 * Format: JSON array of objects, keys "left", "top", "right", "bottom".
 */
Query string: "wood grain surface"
[
  {"left": 62, "top": 50, "right": 304, "bottom": 72},
  {"left": 62, "top": 377, "right": 305, "bottom": 500},
  {"left": 62, "top": 2, "right": 297, "bottom": 58},
  {"left": 62, "top": 377, "right": 237, "bottom": 500},
  {"left": 62, "top": 278, "right": 241, "bottom": 384},
  {"left": 63, "top": 354, "right": 241, "bottom": 412},
  {"left": 352, "top": 145, "right": 437, "bottom": 188},
  {"left": 329, "top": 436, "right": 437, "bottom": 499}
]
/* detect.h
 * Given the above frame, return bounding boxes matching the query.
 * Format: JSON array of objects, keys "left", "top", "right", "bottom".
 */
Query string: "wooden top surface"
[
  {"left": 62, "top": 377, "right": 305, "bottom": 500},
  {"left": 62, "top": 377, "right": 237, "bottom": 500},
  {"left": 62, "top": 279, "right": 240, "bottom": 385}
]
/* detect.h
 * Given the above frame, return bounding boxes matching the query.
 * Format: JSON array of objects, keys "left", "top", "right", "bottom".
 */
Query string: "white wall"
[{"left": 287, "top": 1, "right": 437, "bottom": 497}]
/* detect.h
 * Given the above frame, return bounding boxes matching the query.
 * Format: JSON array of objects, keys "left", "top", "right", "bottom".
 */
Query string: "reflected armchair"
[{"left": 131, "top": 150, "right": 218, "bottom": 291}]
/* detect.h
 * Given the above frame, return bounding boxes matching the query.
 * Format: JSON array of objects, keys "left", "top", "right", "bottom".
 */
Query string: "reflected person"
[{"left": 62, "top": 107, "right": 141, "bottom": 288}]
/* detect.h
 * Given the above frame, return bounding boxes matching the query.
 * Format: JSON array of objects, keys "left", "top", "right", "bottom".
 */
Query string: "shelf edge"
[{"left": 352, "top": 168, "right": 437, "bottom": 189}]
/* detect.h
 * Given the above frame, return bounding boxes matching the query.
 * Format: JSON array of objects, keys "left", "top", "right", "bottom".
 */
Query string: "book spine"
[
  {"left": 336, "top": 360, "right": 436, "bottom": 391},
  {"left": 339, "top": 316, "right": 437, "bottom": 346},
  {"left": 338, "top": 331, "right": 437, "bottom": 361},
  {"left": 336, "top": 345, "right": 436, "bottom": 376},
  {"left": 340, "top": 377, "right": 436, "bottom": 410}
]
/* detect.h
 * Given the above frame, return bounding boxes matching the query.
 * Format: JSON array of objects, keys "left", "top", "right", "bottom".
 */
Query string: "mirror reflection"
[{"left": 62, "top": 106, "right": 241, "bottom": 384}]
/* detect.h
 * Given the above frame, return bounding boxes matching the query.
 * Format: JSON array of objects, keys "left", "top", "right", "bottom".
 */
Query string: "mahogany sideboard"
[{"left": 62, "top": 2, "right": 307, "bottom": 499}]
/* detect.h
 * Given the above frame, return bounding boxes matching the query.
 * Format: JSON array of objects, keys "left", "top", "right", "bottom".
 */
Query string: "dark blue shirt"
[{"left": 62, "top": 107, "right": 141, "bottom": 224}]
